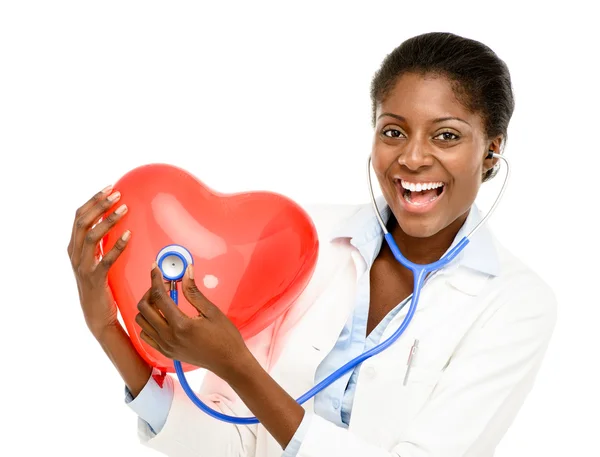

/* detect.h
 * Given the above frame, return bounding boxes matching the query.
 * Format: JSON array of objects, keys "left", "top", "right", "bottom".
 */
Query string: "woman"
[{"left": 68, "top": 32, "right": 557, "bottom": 456}]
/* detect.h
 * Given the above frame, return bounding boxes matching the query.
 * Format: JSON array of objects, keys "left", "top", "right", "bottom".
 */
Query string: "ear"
[{"left": 483, "top": 135, "right": 504, "bottom": 173}]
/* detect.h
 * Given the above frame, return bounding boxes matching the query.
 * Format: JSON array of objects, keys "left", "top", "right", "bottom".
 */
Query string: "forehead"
[{"left": 378, "top": 72, "right": 478, "bottom": 124}]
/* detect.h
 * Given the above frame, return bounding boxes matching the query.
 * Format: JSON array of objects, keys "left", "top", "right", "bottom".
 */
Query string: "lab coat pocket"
[{"left": 348, "top": 351, "right": 444, "bottom": 448}]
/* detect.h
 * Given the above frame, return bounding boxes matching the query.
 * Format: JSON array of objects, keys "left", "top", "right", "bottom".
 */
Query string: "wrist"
[
  {"left": 93, "top": 319, "right": 153, "bottom": 398},
  {"left": 225, "top": 347, "right": 261, "bottom": 388}
]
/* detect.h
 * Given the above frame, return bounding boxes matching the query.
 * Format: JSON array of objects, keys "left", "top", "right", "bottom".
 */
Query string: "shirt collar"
[{"left": 328, "top": 195, "right": 500, "bottom": 277}]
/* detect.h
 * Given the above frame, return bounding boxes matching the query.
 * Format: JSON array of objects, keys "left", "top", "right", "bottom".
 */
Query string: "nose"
[{"left": 396, "top": 139, "right": 434, "bottom": 171}]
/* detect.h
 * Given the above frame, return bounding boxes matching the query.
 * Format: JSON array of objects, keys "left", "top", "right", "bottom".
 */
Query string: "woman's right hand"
[{"left": 68, "top": 185, "right": 131, "bottom": 340}]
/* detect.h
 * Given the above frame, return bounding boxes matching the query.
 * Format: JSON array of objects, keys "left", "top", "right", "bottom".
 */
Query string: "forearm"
[
  {"left": 227, "top": 351, "right": 305, "bottom": 450},
  {"left": 96, "top": 322, "right": 153, "bottom": 398}
]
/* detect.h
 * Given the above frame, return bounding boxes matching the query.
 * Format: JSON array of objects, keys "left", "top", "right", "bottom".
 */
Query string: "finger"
[
  {"left": 82, "top": 203, "right": 129, "bottom": 271},
  {"left": 96, "top": 229, "right": 131, "bottom": 273},
  {"left": 70, "top": 188, "right": 122, "bottom": 267},
  {"left": 136, "top": 294, "right": 168, "bottom": 332},
  {"left": 135, "top": 311, "right": 164, "bottom": 340},
  {"left": 181, "top": 265, "right": 211, "bottom": 317},
  {"left": 68, "top": 185, "right": 113, "bottom": 258},
  {"left": 149, "top": 263, "right": 185, "bottom": 322},
  {"left": 140, "top": 330, "right": 162, "bottom": 352}
]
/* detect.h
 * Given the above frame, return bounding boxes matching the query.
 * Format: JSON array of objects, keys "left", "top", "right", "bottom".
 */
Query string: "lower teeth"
[{"left": 403, "top": 191, "right": 441, "bottom": 206}]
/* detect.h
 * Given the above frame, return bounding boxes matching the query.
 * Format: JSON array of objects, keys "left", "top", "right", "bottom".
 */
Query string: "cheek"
[
  {"left": 371, "top": 142, "right": 397, "bottom": 179},
  {"left": 370, "top": 154, "right": 398, "bottom": 201},
  {"left": 370, "top": 153, "right": 387, "bottom": 178},
  {"left": 448, "top": 157, "right": 483, "bottom": 202}
]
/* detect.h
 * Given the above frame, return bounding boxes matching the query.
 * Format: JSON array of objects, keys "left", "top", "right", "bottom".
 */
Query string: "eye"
[
  {"left": 382, "top": 128, "right": 404, "bottom": 138},
  {"left": 434, "top": 131, "right": 460, "bottom": 141}
]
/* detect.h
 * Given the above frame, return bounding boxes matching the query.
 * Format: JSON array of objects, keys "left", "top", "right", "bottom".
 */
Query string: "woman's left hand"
[{"left": 135, "top": 263, "right": 251, "bottom": 380}]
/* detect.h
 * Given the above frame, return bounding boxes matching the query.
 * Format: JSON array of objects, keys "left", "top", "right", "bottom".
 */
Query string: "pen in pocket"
[{"left": 403, "top": 339, "right": 419, "bottom": 386}]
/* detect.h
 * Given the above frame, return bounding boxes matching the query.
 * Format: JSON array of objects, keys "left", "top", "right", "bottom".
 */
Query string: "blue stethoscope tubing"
[{"left": 170, "top": 153, "right": 511, "bottom": 424}]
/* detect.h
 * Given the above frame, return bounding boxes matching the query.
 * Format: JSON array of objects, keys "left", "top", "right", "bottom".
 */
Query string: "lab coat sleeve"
[
  {"left": 292, "top": 281, "right": 558, "bottom": 457},
  {"left": 133, "top": 321, "right": 278, "bottom": 457},
  {"left": 135, "top": 372, "right": 258, "bottom": 457},
  {"left": 281, "top": 410, "right": 313, "bottom": 457},
  {"left": 125, "top": 368, "right": 173, "bottom": 434}
]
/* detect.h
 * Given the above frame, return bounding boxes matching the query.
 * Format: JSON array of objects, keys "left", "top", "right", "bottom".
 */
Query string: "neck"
[{"left": 385, "top": 210, "right": 470, "bottom": 265}]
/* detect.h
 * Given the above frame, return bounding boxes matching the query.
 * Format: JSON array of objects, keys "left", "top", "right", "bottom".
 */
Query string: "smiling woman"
[{"left": 68, "top": 32, "right": 556, "bottom": 457}]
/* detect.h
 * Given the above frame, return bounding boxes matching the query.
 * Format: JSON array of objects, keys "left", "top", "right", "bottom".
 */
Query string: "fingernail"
[
  {"left": 152, "top": 261, "right": 158, "bottom": 270},
  {"left": 101, "top": 185, "right": 113, "bottom": 194},
  {"left": 115, "top": 204, "right": 127, "bottom": 214},
  {"left": 107, "top": 191, "right": 121, "bottom": 202},
  {"left": 187, "top": 264, "right": 194, "bottom": 280},
  {"left": 121, "top": 230, "right": 131, "bottom": 241}
]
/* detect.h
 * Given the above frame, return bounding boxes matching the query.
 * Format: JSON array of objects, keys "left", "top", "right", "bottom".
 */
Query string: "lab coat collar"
[{"left": 328, "top": 195, "right": 500, "bottom": 295}]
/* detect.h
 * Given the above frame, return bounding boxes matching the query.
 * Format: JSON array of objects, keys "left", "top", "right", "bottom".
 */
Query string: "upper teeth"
[{"left": 400, "top": 180, "right": 444, "bottom": 192}]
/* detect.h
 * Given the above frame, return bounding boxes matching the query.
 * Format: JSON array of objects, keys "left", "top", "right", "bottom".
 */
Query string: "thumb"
[{"left": 182, "top": 265, "right": 210, "bottom": 316}]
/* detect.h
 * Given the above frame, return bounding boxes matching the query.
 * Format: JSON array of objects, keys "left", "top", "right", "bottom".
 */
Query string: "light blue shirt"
[{"left": 125, "top": 198, "right": 499, "bottom": 454}]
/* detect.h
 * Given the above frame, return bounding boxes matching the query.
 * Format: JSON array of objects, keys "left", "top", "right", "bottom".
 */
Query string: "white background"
[{"left": 1, "top": 1, "right": 598, "bottom": 456}]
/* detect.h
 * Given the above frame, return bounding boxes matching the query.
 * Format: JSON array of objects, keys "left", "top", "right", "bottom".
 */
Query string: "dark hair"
[{"left": 370, "top": 32, "right": 514, "bottom": 182}]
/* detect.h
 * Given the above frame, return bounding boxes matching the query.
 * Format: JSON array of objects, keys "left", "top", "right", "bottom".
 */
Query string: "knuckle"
[
  {"left": 97, "top": 256, "right": 113, "bottom": 273},
  {"left": 97, "top": 257, "right": 111, "bottom": 271},
  {"left": 91, "top": 192, "right": 103, "bottom": 204},
  {"left": 113, "top": 238, "right": 126, "bottom": 251},
  {"left": 167, "top": 331, "right": 180, "bottom": 347},
  {"left": 84, "top": 231, "right": 97, "bottom": 244},
  {"left": 100, "top": 198, "right": 113, "bottom": 210},
  {"left": 186, "top": 285, "right": 203, "bottom": 301},
  {"left": 76, "top": 217, "right": 87, "bottom": 230},
  {"left": 172, "top": 319, "right": 184, "bottom": 333},
  {"left": 175, "top": 318, "right": 190, "bottom": 335},
  {"left": 76, "top": 265, "right": 89, "bottom": 279},
  {"left": 150, "top": 288, "right": 163, "bottom": 303},
  {"left": 104, "top": 212, "right": 117, "bottom": 225},
  {"left": 164, "top": 332, "right": 174, "bottom": 345},
  {"left": 160, "top": 332, "right": 172, "bottom": 347}
]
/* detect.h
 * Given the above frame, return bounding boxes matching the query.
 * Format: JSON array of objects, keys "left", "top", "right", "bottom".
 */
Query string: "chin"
[{"left": 394, "top": 214, "right": 443, "bottom": 239}]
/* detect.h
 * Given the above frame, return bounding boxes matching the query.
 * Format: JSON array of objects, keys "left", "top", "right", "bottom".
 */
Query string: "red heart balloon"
[{"left": 101, "top": 164, "right": 319, "bottom": 373}]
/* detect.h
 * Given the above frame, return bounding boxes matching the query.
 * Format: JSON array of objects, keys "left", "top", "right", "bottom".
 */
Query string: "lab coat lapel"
[
  {"left": 380, "top": 264, "right": 492, "bottom": 341},
  {"left": 308, "top": 244, "right": 360, "bottom": 356}
]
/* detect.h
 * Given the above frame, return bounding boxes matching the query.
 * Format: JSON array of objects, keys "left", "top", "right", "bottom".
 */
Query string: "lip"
[{"left": 394, "top": 179, "right": 446, "bottom": 214}]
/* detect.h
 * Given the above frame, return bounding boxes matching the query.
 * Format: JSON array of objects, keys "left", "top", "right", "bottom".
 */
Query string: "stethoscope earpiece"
[{"left": 155, "top": 244, "right": 194, "bottom": 281}]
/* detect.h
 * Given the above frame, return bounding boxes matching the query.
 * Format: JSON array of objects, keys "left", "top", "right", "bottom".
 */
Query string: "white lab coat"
[{"left": 134, "top": 203, "right": 557, "bottom": 457}]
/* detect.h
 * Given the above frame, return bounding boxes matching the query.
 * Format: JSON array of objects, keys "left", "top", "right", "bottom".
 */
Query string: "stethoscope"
[{"left": 156, "top": 151, "right": 511, "bottom": 424}]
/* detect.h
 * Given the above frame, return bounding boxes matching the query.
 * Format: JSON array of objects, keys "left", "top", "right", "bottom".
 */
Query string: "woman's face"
[{"left": 371, "top": 72, "right": 500, "bottom": 239}]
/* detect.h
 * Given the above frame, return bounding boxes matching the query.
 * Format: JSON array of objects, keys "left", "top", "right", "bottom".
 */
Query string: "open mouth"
[{"left": 396, "top": 179, "right": 445, "bottom": 207}]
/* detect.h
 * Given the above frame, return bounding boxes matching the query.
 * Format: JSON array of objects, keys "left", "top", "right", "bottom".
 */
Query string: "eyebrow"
[{"left": 377, "top": 113, "right": 471, "bottom": 126}]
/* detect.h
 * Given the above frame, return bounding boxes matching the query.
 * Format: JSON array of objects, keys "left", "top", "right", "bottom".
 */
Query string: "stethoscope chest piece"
[{"left": 155, "top": 244, "right": 194, "bottom": 281}]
